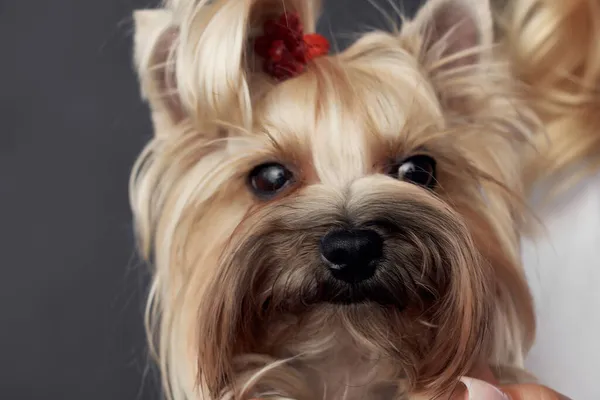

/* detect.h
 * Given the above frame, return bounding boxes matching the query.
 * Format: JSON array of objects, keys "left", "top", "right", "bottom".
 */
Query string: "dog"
[{"left": 129, "top": 0, "right": 600, "bottom": 398}]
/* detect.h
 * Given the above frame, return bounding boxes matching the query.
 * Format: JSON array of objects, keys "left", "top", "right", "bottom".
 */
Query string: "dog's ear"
[
  {"left": 401, "top": 0, "right": 494, "bottom": 113},
  {"left": 134, "top": 1, "right": 321, "bottom": 138},
  {"left": 133, "top": 9, "right": 182, "bottom": 137},
  {"left": 404, "top": 0, "right": 493, "bottom": 71}
]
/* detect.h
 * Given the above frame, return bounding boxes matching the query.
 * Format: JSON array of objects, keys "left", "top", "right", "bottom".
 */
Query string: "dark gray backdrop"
[{"left": 0, "top": 1, "right": 420, "bottom": 399}]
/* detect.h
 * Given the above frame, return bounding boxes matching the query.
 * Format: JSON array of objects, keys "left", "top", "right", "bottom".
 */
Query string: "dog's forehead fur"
[{"left": 251, "top": 39, "right": 444, "bottom": 186}]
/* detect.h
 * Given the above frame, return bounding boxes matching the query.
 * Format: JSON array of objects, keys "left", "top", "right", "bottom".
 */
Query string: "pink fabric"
[{"left": 460, "top": 377, "right": 508, "bottom": 399}]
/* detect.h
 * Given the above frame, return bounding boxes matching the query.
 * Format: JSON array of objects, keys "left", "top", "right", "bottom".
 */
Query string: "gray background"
[{"left": 0, "top": 1, "right": 421, "bottom": 399}]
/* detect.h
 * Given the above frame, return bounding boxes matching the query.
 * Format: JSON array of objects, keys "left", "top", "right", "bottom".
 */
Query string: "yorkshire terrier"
[{"left": 129, "top": 0, "right": 600, "bottom": 399}]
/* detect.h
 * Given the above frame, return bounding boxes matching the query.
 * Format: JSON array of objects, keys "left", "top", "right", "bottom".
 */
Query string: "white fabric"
[{"left": 522, "top": 171, "right": 600, "bottom": 400}]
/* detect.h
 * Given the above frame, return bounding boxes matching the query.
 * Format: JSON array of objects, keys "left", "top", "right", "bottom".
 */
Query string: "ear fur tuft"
[
  {"left": 133, "top": 9, "right": 183, "bottom": 135},
  {"left": 407, "top": 0, "right": 494, "bottom": 71}
]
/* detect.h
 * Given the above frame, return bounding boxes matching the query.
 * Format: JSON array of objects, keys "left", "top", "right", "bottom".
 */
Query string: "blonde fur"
[
  {"left": 498, "top": 0, "right": 600, "bottom": 190},
  {"left": 128, "top": 0, "right": 598, "bottom": 399}
]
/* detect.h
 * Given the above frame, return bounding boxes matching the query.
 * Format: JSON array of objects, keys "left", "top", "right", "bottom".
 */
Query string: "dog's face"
[{"left": 132, "top": 0, "right": 535, "bottom": 398}]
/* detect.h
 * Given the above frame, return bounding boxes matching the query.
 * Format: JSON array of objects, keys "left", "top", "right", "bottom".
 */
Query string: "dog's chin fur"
[{"left": 129, "top": 0, "right": 600, "bottom": 399}]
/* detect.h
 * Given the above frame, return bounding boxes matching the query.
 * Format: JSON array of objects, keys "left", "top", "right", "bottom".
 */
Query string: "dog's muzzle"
[{"left": 318, "top": 227, "right": 402, "bottom": 305}]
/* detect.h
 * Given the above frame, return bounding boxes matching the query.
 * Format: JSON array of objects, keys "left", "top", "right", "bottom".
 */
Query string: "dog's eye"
[
  {"left": 249, "top": 162, "right": 293, "bottom": 198},
  {"left": 389, "top": 155, "right": 437, "bottom": 189}
]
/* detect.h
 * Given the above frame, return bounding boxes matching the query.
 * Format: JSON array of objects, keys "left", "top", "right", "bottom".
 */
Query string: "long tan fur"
[
  {"left": 128, "top": 0, "right": 598, "bottom": 399},
  {"left": 498, "top": 0, "right": 600, "bottom": 189}
]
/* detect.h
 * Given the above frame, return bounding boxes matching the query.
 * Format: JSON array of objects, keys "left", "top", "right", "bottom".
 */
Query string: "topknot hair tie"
[{"left": 254, "top": 11, "right": 330, "bottom": 81}]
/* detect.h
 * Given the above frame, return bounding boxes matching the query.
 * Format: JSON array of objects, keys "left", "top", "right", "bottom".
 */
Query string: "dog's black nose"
[{"left": 320, "top": 229, "right": 383, "bottom": 283}]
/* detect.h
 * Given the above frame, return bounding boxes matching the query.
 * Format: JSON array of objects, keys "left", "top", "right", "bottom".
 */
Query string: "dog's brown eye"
[
  {"left": 390, "top": 155, "right": 437, "bottom": 189},
  {"left": 249, "top": 162, "right": 293, "bottom": 198}
]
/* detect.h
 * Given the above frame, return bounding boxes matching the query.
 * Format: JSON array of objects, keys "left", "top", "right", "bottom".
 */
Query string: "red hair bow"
[{"left": 254, "top": 12, "right": 330, "bottom": 81}]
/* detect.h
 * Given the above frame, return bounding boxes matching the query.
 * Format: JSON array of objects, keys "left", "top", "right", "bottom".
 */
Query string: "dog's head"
[{"left": 131, "top": 0, "right": 535, "bottom": 398}]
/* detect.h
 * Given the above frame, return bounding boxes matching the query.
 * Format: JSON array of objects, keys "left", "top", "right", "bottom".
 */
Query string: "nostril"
[
  {"left": 319, "top": 228, "right": 383, "bottom": 282},
  {"left": 319, "top": 232, "right": 351, "bottom": 267}
]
